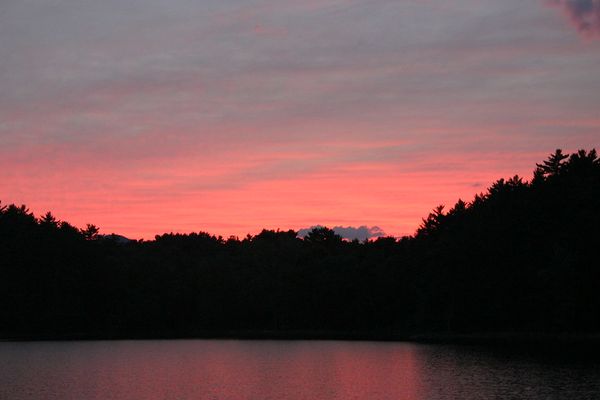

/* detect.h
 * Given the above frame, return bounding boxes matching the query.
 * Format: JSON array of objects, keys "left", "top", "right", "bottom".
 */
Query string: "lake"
[{"left": 1, "top": 339, "right": 599, "bottom": 399}]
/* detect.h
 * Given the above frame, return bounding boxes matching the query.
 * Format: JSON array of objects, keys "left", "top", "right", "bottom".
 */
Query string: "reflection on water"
[{"left": 0, "top": 340, "right": 599, "bottom": 400}]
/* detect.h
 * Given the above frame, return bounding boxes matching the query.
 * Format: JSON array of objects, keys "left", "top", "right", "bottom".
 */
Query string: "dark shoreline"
[
  {"left": 3, "top": 330, "right": 600, "bottom": 348},
  {"left": 3, "top": 152, "right": 599, "bottom": 350}
]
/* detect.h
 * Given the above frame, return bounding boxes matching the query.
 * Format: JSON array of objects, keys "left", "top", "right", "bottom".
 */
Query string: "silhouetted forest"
[{"left": 1, "top": 149, "right": 599, "bottom": 339}]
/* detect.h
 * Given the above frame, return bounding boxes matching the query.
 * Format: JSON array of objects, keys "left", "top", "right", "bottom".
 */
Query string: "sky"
[{"left": 1, "top": 0, "right": 599, "bottom": 240}]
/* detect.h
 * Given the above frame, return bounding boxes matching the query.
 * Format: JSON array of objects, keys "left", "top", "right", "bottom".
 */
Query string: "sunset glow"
[{"left": 1, "top": 0, "right": 599, "bottom": 239}]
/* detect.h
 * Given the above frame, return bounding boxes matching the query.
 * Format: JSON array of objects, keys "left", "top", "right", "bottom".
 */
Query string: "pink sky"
[{"left": 1, "top": 0, "right": 599, "bottom": 239}]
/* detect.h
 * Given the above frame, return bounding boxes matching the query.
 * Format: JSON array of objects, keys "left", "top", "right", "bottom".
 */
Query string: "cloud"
[
  {"left": 547, "top": 0, "right": 600, "bottom": 37},
  {"left": 297, "top": 225, "right": 386, "bottom": 241}
]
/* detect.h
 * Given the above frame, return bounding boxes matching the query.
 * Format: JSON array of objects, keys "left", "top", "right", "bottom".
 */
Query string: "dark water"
[{"left": 1, "top": 340, "right": 599, "bottom": 400}]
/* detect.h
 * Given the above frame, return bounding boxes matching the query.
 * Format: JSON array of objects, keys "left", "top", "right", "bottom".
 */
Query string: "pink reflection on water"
[
  {"left": 1, "top": 340, "right": 599, "bottom": 400},
  {"left": 0, "top": 340, "right": 427, "bottom": 400}
]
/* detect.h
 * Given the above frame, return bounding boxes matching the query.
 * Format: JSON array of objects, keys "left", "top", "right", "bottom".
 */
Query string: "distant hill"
[{"left": 99, "top": 234, "right": 133, "bottom": 244}]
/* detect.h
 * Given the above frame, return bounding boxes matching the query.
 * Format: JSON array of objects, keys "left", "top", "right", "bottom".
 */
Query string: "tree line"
[{"left": 1, "top": 149, "right": 598, "bottom": 338}]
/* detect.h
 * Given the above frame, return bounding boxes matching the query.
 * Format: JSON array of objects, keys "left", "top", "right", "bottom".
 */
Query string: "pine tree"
[{"left": 535, "top": 149, "right": 569, "bottom": 178}]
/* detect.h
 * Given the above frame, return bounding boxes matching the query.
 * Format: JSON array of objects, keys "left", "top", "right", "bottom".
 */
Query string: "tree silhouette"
[
  {"left": 417, "top": 204, "right": 445, "bottom": 237},
  {"left": 0, "top": 148, "right": 598, "bottom": 339},
  {"left": 81, "top": 224, "right": 100, "bottom": 240},
  {"left": 535, "top": 148, "right": 569, "bottom": 178},
  {"left": 304, "top": 226, "right": 342, "bottom": 244},
  {"left": 39, "top": 211, "right": 59, "bottom": 230}
]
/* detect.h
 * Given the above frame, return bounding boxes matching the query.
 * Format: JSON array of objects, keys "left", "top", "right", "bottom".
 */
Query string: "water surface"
[{"left": 1, "top": 340, "right": 598, "bottom": 399}]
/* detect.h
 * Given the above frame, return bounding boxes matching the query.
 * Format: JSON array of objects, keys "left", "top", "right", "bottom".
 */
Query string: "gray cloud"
[
  {"left": 548, "top": 0, "right": 600, "bottom": 37},
  {"left": 2, "top": 0, "right": 598, "bottom": 160},
  {"left": 297, "top": 225, "right": 386, "bottom": 241}
]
